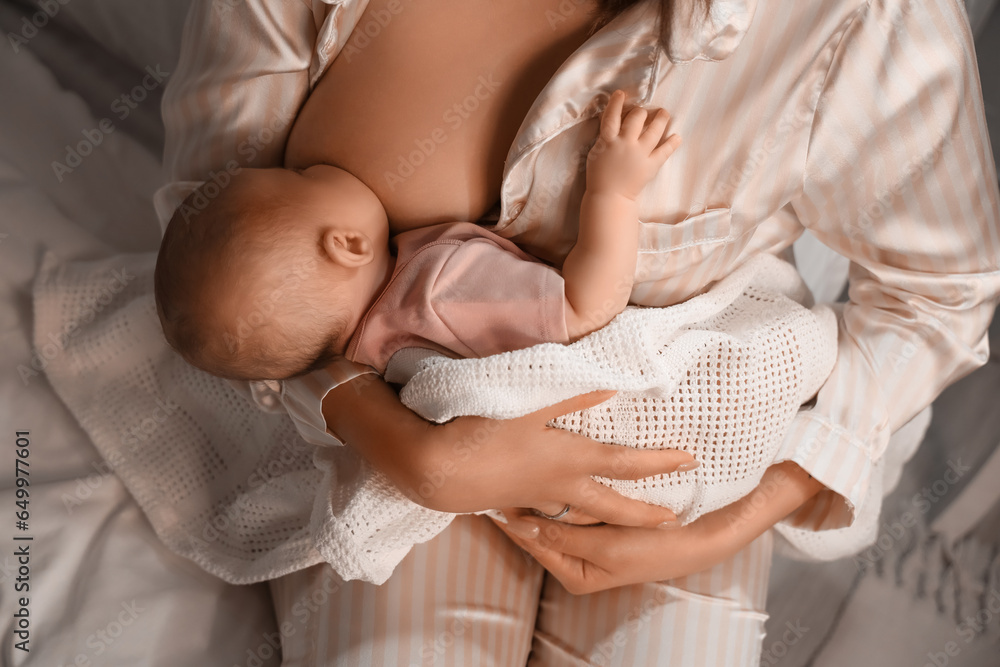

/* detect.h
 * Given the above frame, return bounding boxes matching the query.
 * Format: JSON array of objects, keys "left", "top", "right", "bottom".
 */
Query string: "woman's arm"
[
  {"left": 322, "top": 374, "right": 699, "bottom": 527},
  {"left": 768, "top": 0, "right": 1000, "bottom": 541}
]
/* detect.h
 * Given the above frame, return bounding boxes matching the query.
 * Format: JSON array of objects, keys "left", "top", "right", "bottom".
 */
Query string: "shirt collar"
[{"left": 666, "top": 0, "right": 758, "bottom": 64}]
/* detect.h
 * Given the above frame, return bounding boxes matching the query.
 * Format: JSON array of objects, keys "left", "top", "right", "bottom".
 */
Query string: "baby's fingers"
[
  {"left": 640, "top": 108, "right": 672, "bottom": 149},
  {"left": 620, "top": 105, "right": 649, "bottom": 139},
  {"left": 599, "top": 90, "right": 626, "bottom": 141},
  {"left": 652, "top": 134, "right": 683, "bottom": 163}
]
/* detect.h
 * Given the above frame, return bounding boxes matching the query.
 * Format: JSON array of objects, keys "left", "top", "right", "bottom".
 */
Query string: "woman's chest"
[{"left": 284, "top": 0, "right": 597, "bottom": 230}]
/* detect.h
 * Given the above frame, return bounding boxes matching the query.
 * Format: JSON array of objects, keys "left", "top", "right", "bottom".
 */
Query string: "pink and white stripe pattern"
[{"left": 269, "top": 515, "right": 773, "bottom": 666}]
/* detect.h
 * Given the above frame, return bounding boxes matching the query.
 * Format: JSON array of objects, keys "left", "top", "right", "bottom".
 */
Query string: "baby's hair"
[{"left": 154, "top": 180, "right": 348, "bottom": 381}]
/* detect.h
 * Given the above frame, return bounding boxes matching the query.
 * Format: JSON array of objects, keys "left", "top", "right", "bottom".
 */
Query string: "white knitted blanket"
[{"left": 34, "top": 251, "right": 837, "bottom": 584}]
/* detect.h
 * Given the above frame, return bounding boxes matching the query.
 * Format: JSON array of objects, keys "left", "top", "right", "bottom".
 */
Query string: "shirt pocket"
[{"left": 635, "top": 208, "right": 735, "bottom": 283}]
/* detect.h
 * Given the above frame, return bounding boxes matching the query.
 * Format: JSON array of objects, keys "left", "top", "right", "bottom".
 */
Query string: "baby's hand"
[{"left": 586, "top": 89, "right": 681, "bottom": 201}]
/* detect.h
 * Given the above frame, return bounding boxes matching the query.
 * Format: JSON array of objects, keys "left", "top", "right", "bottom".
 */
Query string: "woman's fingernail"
[
  {"left": 508, "top": 520, "right": 540, "bottom": 540},
  {"left": 657, "top": 520, "right": 680, "bottom": 530},
  {"left": 676, "top": 460, "right": 701, "bottom": 472}
]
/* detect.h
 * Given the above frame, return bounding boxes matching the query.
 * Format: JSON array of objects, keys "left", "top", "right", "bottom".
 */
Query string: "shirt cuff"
[
  {"left": 280, "top": 360, "right": 380, "bottom": 447},
  {"left": 771, "top": 408, "right": 880, "bottom": 532}
]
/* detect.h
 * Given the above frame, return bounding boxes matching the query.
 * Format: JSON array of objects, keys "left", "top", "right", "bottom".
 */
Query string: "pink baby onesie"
[{"left": 345, "top": 221, "right": 569, "bottom": 373}]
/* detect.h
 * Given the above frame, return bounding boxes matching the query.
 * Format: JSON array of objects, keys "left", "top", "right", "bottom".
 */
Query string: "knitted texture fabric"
[
  {"left": 33, "top": 251, "right": 838, "bottom": 584},
  {"left": 315, "top": 253, "right": 839, "bottom": 581},
  {"left": 398, "top": 254, "right": 839, "bottom": 519}
]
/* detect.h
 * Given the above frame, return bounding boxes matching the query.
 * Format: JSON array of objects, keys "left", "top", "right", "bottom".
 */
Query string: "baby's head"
[{"left": 155, "top": 165, "right": 389, "bottom": 381}]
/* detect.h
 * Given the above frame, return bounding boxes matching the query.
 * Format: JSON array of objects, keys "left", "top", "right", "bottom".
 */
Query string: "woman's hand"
[
  {"left": 492, "top": 461, "right": 825, "bottom": 594},
  {"left": 323, "top": 374, "right": 698, "bottom": 528}
]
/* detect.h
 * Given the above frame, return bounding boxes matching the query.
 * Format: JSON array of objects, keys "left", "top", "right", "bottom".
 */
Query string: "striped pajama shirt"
[{"left": 156, "top": 0, "right": 1000, "bottom": 663}]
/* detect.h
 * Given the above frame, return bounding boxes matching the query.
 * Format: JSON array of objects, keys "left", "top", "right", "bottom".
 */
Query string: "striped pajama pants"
[{"left": 269, "top": 515, "right": 773, "bottom": 666}]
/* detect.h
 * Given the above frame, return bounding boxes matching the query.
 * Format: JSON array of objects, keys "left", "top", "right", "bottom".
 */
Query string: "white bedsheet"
[{"left": 0, "top": 29, "right": 278, "bottom": 667}]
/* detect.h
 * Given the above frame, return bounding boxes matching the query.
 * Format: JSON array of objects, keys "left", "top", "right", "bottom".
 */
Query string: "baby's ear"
[{"left": 321, "top": 228, "right": 374, "bottom": 268}]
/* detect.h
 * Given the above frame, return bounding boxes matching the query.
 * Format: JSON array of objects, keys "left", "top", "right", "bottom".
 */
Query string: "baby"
[{"left": 154, "top": 90, "right": 681, "bottom": 380}]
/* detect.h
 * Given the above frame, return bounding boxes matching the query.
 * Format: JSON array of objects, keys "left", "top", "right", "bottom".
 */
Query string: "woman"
[{"left": 157, "top": 0, "right": 1000, "bottom": 663}]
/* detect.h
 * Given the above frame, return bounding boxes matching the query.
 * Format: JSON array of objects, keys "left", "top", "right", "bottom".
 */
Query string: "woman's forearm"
[
  {"left": 694, "top": 461, "right": 824, "bottom": 564},
  {"left": 321, "top": 374, "right": 437, "bottom": 496}
]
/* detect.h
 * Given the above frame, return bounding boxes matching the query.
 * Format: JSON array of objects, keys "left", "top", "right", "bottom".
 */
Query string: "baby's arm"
[{"left": 562, "top": 90, "right": 681, "bottom": 340}]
